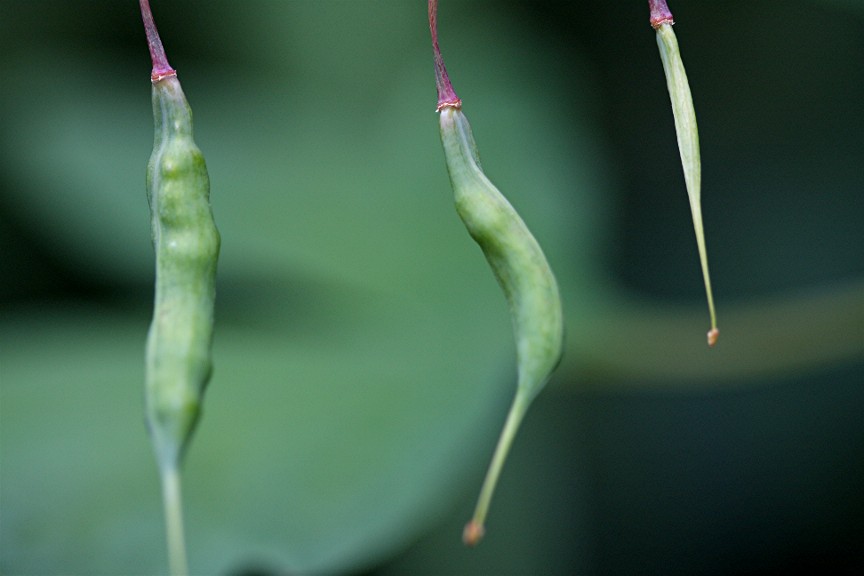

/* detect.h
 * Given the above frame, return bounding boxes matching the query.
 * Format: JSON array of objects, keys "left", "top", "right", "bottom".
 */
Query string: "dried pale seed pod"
[
  {"left": 650, "top": 0, "right": 719, "bottom": 346},
  {"left": 429, "top": 0, "right": 564, "bottom": 546},
  {"left": 140, "top": 1, "right": 220, "bottom": 574}
]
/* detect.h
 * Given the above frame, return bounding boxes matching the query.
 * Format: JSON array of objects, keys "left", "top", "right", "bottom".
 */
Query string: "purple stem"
[
  {"left": 649, "top": 0, "right": 675, "bottom": 29},
  {"left": 429, "top": 0, "right": 461, "bottom": 110},
  {"left": 140, "top": 0, "right": 176, "bottom": 82}
]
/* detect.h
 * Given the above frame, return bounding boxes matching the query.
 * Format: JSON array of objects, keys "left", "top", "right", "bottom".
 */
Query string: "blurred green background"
[{"left": 1, "top": 1, "right": 862, "bottom": 574}]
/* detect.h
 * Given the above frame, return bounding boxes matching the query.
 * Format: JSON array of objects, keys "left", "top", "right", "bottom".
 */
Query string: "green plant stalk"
[
  {"left": 140, "top": 1, "right": 220, "bottom": 574},
  {"left": 430, "top": 0, "right": 564, "bottom": 546},
  {"left": 462, "top": 389, "right": 530, "bottom": 546},
  {"left": 161, "top": 465, "right": 189, "bottom": 576},
  {"left": 651, "top": 1, "right": 719, "bottom": 346}
]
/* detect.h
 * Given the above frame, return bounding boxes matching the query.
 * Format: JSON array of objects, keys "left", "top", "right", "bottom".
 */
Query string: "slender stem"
[
  {"left": 428, "top": 0, "right": 461, "bottom": 110},
  {"left": 140, "top": 0, "right": 176, "bottom": 82},
  {"left": 160, "top": 464, "right": 189, "bottom": 576},
  {"left": 463, "top": 392, "right": 530, "bottom": 546}
]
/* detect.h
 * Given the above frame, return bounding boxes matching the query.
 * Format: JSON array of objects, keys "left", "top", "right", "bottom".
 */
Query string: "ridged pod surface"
[
  {"left": 145, "top": 73, "right": 220, "bottom": 467},
  {"left": 140, "top": 2, "right": 219, "bottom": 572}
]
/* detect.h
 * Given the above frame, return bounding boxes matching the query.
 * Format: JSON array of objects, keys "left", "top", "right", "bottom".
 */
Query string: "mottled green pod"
[
  {"left": 430, "top": 0, "right": 564, "bottom": 546},
  {"left": 140, "top": 4, "right": 218, "bottom": 573},
  {"left": 145, "top": 72, "right": 220, "bottom": 466},
  {"left": 142, "top": 4, "right": 220, "bottom": 470}
]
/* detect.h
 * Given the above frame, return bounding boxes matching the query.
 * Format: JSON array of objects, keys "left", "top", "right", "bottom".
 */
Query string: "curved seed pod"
[
  {"left": 140, "top": 1, "right": 219, "bottom": 574},
  {"left": 438, "top": 110, "right": 563, "bottom": 405},
  {"left": 429, "top": 0, "right": 564, "bottom": 547},
  {"left": 650, "top": 0, "right": 719, "bottom": 346}
]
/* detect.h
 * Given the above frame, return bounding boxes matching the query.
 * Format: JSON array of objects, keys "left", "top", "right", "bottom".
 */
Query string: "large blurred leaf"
[
  {"left": 2, "top": 1, "right": 862, "bottom": 574},
  {"left": 1, "top": 297, "right": 508, "bottom": 574},
  {"left": 0, "top": 2, "right": 605, "bottom": 290},
  {"left": 0, "top": 2, "right": 602, "bottom": 574}
]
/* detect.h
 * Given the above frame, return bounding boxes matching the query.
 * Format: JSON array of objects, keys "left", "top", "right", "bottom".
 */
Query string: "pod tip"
[
  {"left": 649, "top": 0, "right": 675, "bottom": 29},
  {"left": 707, "top": 328, "right": 719, "bottom": 347},
  {"left": 462, "top": 520, "right": 485, "bottom": 547}
]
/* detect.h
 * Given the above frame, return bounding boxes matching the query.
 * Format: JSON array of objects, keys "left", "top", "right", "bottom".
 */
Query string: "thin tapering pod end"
[
  {"left": 463, "top": 520, "right": 485, "bottom": 547},
  {"left": 460, "top": 394, "right": 532, "bottom": 547},
  {"left": 649, "top": 0, "right": 675, "bottom": 29},
  {"left": 429, "top": 0, "right": 461, "bottom": 110},
  {"left": 140, "top": 0, "right": 177, "bottom": 82},
  {"left": 707, "top": 328, "right": 719, "bottom": 347}
]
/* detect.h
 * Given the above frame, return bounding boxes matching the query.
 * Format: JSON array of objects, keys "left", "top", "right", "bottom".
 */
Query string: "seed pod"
[
  {"left": 429, "top": 0, "right": 564, "bottom": 546},
  {"left": 438, "top": 108, "right": 563, "bottom": 405},
  {"left": 140, "top": 1, "right": 219, "bottom": 574},
  {"left": 650, "top": 0, "right": 719, "bottom": 346},
  {"left": 142, "top": 0, "right": 219, "bottom": 471}
]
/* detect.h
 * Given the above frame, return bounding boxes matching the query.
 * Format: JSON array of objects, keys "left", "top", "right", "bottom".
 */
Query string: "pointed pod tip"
[
  {"left": 707, "top": 328, "right": 719, "bottom": 347},
  {"left": 649, "top": 0, "right": 675, "bottom": 29},
  {"left": 462, "top": 520, "right": 485, "bottom": 547}
]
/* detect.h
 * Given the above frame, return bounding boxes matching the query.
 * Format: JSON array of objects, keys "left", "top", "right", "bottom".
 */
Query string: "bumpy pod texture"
[{"left": 145, "top": 74, "right": 220, "bottom": 468}]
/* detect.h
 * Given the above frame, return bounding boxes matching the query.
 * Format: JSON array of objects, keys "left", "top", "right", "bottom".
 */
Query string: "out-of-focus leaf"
[
  {"left": 0, "top": 3, "right": 601, "bottom": 574},
  {"left": 0, "top": 2, "right": 603, "bottom": 292},
  {"left": 2, "top": 1, "right": 862, "bottom": 573},
  {"left": 0, "top": 296, "right": 507, "bottom": 574}
]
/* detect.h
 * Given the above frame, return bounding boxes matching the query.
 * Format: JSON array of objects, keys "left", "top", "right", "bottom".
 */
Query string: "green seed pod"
[
  {"left": 650, "top": 0, "right": 719, "bottom": 346},
  {"left": 439, "top": 108, "right": 564, "bottom": 405},
  {"left": 143, "top": 7, "right": 219, "bottom": 472},
  {"left": 140, "top": 2, "right": 219, "bottom": 574},
  {"left": 145, "top": 69, "right": 219, "bottom": 466},
  {"left": 430, "top": 0, "right": 564, "bottom": 546}
]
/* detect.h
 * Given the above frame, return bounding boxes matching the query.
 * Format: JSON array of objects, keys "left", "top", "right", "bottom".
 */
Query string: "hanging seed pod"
[
  {"left": 429, "top": 0, "right": 564, "bottom": 546},
  {"left": 140, "top": 1, "right": 220, "bottom": 574},
  {"left": 649, "top": 0, "right": 719, "bottom": 346}
]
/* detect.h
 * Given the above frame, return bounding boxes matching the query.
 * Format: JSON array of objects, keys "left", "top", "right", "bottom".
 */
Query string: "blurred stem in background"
[{"left": 561, "top": 278, "right": 864, "bottom": 386}]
